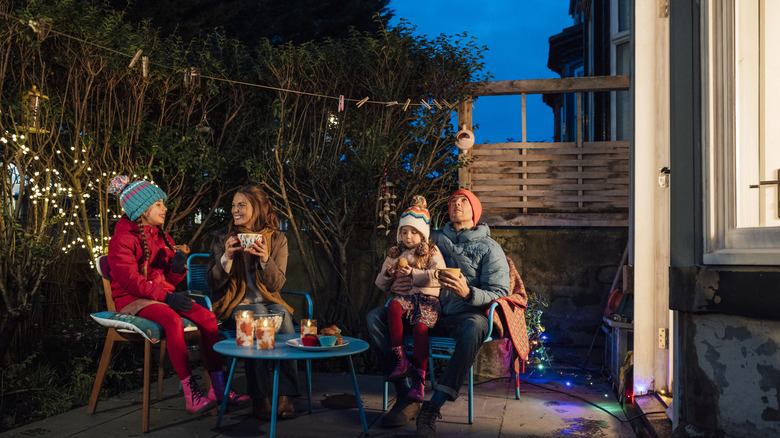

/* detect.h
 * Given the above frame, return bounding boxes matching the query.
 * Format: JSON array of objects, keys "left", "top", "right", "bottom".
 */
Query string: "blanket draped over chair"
[{"left": 487, "top": 257, "right": 530, "bottom": 376}]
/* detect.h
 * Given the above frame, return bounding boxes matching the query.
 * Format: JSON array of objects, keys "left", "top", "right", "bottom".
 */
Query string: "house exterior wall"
[
  {"left": 670, "top": 1, "right": 780, "bottom": 436},
  {"left": 677, "top": 312, "right": 780, "bottom": 437}
]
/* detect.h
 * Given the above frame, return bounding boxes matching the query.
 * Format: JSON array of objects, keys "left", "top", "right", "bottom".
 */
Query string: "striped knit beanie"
[
  {"left": 397, "top": 195, "right": 431, "bottom": 242},
  {"left": 107, "top": 175, "right": 167, "bottom": 221}
]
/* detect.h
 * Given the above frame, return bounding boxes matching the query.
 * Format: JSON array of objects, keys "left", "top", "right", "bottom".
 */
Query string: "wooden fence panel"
[
  {"left": 469, "top": 140, "right": 629, "bottom": 223},
  {"left": 460, "top": 76, "right": 630, "bottom": 227}
]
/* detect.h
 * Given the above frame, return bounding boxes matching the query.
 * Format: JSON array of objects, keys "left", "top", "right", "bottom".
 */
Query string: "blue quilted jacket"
[{"left": 431, "top": 222, "right": 510, "bottom": 315}]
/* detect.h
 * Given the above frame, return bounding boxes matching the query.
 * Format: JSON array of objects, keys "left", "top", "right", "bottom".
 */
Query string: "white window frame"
[{"left": 702, "top": 0, "right": 780, "bottom": 265}]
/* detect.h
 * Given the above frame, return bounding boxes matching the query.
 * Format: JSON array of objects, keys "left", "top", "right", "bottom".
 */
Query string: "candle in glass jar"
[
  {"left": 256, "top": 317, "right": 275, "bottom": 350},
  {"left": 236, "top": 310, "right": 254, "bottom": 346},
  {"left": 301, "top": 319, "right": 317, "bottom": 337}
]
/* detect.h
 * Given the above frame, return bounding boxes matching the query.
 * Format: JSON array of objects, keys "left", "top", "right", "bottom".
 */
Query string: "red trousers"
[
  {"left": 387, "top": 300, "right": 429, "bottom": 371},
  {"left": 138, "top": 302, "right": 222, "bottom": 380}
]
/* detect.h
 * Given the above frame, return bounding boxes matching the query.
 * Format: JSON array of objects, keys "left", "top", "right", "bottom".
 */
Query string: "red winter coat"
[{"left": 107, "top": 216, "right": 186, "bottom": 313}]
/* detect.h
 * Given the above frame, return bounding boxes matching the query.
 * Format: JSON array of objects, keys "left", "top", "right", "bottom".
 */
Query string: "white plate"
[{"left": 286, "top": 337, "right": 349, "bottom": 351}]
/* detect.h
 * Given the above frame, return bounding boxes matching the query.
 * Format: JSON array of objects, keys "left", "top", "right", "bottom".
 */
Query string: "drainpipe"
[{"left": 632, "top": 0, "right": 671, "bottom": 395}]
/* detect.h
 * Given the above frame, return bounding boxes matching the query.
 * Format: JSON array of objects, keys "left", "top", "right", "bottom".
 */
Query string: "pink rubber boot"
[
  {"left": 407, "top": 368, "right": 426, "bottom": 401},
  {"left": 208, "top": 370, "right": 250, "bottom": 405},
  {"left": 181, "top": 375, "right": 217, "bottom": 414},
  {"left": 388, "top": 346, "right": 412, "bottom": 382}
]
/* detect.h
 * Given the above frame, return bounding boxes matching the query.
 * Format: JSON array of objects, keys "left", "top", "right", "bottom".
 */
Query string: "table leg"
[
  {"left": 216, "top": 357, "right": 237, "bottom": 428},
  {"left": 306, "top": 359, "right": 313, "bottom": 413},
  {"left": 347, "top": 356, "right": 369, "bottom": 435},
  {"left": 270, "top": 360, "right": 280, "bottom": 438}
]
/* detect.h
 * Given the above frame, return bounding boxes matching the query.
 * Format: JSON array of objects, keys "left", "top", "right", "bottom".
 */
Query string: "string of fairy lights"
[{"left": 3, "top": 128, "right": 152, "bottom": 266}]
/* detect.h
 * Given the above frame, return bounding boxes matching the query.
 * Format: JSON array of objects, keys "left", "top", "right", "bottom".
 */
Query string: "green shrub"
[{"left": 0, "top": 316, "right": 139, "bottom": 432}]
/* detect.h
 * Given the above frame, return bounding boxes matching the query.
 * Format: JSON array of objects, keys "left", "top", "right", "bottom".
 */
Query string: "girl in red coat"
[{"left": 107, "top": 175, "right": 247, "bottom": 414}]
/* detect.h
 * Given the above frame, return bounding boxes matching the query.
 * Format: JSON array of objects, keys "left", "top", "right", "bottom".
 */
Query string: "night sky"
[{"left": 389, "top": 0, "right": 573, "bottom": 143}]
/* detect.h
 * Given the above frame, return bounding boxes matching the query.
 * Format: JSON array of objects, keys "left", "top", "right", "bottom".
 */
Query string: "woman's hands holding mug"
[
  {"left": 246, "top": 235, "right": 269, "bottom": 263},
  {"left": 225, "top": 235, "right": 243, "bottom": 261}
]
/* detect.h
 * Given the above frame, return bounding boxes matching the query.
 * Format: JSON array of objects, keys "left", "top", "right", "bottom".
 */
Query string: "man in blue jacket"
[{"left": 367, "top": 188, "right": 510, "bottom": 437}]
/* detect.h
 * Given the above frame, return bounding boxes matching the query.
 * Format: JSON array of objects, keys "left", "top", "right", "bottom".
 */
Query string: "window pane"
[
  {"left": 704, "top": 0, "right": 780, "bottom": 265},
  {"left": 760, "top": 0, "right": 780, "bottom": 226},
  {"left": 735, "top": 0, "right": 780, "bottom": 228},
  {"left": 618, "top": 0, "right": 631, "bottom": 32},
  {"left": 735, "top": 0, "right": 760, "bottom": 227},
  {"left": 616, "top": 42, "right": 629, "bottom": 141}
]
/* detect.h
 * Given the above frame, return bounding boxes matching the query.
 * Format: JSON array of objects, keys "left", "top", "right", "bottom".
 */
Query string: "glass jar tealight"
[
  {"left": 235, "top": 310, "right": 254, "bottom": 347},
  {"left": 255, "top": 315, "right": 275, "bottom": 350},
  {"left": 301, "top": 319, "right": 317, "bottom": 337}
]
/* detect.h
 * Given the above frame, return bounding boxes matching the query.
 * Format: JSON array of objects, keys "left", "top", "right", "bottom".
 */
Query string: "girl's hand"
[
  {"left": 386, "top": 265, "right": 397, "bottom": 277},
  {"left": 247, "top": 235, "right": 269, "bottom": 263},
  {"left": 396, "top": 265, "right": 412, "bottom": 277},
  {"left": 390, "top": 275, "right": 413, "bottom": 294},
  {"left": 225, "top": 236, "right": 243, "bottom": 261}
]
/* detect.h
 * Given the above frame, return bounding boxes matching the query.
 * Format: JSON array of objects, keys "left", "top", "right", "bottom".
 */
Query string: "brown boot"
[
  {"left": 253, "top": 397, "right": 272, "bottom": 421},
  {"left": 277, "top": 396, "right": 296, "bottom": 419}
]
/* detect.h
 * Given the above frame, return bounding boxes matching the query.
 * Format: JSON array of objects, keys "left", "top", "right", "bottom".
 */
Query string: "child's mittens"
[
  {"left": 171, "top": 250, "right": 188, "bottom": 273},
  {"left": 164, "top": 292, "right": 194, "bottom": 312}
]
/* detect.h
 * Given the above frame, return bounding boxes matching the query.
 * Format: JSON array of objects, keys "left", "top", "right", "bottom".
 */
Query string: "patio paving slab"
[{"left": 0, "top": 366, "right": 637, "bottom": 438}]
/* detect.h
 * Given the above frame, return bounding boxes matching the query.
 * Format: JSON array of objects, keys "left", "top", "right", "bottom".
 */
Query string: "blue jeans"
[
  {"left": 366, "top": 306, "right": 489, "bottom": 401},
  {"left": 233, "top": 303, "right": 300, "bottom": 399}
]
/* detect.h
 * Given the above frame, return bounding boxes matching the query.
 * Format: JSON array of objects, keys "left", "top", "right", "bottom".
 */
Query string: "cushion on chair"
[{"left": 90, "top": 311, "right": 198, "bottom": 343}]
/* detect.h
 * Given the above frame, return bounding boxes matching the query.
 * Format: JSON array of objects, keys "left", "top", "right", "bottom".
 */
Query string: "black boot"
[
  {"left": 416, "top": 401, "right": 442, "bottom": 438},
  {"left": 381, "top": 395, "right": 422, "bottom": 428}
]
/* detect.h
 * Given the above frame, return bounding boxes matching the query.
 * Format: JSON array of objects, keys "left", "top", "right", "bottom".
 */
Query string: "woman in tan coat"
[{"left": 207, "top": 185, "right": 299, "bottom": 420}]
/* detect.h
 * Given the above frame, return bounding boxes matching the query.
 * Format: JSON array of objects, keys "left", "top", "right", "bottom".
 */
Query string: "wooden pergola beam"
[{"left": 471, "top": 75, "right": 630, "bottom": 96}]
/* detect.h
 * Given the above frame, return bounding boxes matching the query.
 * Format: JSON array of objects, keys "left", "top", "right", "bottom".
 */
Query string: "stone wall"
[{"left": 490, "top": 228, "right": 628, "bottom": 369}]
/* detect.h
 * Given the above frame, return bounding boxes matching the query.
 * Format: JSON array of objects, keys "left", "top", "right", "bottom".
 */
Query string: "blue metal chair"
[
  {"left": 381, "top": 301, "right": 519, "bottom": 424},
  {"left": 186, "top": 253, "right": 211, "bottom": 293}
]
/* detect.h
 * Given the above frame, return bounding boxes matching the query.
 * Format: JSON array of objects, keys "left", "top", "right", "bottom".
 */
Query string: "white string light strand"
[{"left": 2, "top": 11, "right": 458, "bottom": 111}]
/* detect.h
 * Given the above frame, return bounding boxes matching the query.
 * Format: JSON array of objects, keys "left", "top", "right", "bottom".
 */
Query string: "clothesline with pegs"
[{"left": 4, "top": 11, "right": 465, "bottom": 112}]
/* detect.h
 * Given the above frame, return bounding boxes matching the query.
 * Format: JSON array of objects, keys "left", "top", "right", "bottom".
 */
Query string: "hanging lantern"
[
  {"left": 25, "top": 85, "right": 49, "bottom": 133},
  {"left": 454, "top": 124, "right": 474, "bottom": 151}
]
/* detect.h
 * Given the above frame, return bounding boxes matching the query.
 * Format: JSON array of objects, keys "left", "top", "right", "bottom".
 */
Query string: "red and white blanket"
[{"left": 487, "top": 257, "right": 530, "bottom": 376}]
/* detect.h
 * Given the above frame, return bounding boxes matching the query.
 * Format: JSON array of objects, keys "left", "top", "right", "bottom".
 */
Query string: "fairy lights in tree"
[{"left": 1, "top": 131, "right": 148, "bottom": 269}]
